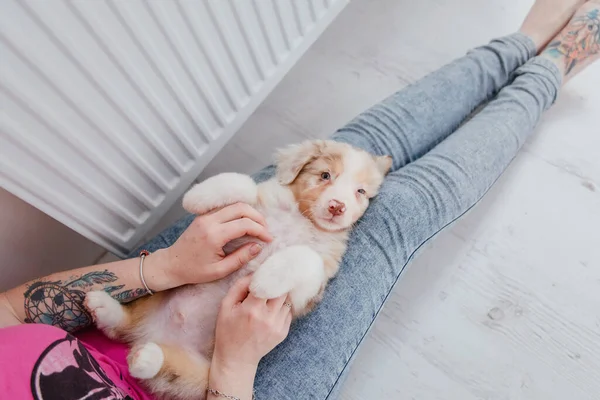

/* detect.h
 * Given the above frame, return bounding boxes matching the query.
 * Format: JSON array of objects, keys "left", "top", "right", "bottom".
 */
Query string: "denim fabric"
[{"left": 135, "top": 33, "right": 561, "bottom": 399}]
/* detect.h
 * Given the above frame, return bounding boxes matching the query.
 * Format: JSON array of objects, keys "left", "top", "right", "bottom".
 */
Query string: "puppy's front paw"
[
  {"left": 182, "top": 173, "right": 258, "bottom": 215},
  {"left": 250, "top": 269, "right": 288, "bottom": 299},
  {"left": 84, "top": 291, "right": 125, "bottom": 332},
  {"left": 129, "top": 342, "right": 164, "bottom": 379}
]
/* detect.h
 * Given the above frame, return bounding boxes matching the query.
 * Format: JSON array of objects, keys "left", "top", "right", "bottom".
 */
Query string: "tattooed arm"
[
  {"left": 0, "top": 250, "right": 171, "bottom": 332},
  {"left": 0, "top": 203, "right": 272, "bottom": 332}
]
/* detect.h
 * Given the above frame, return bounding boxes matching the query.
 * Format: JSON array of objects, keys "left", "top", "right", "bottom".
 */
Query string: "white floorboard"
[{"left": 150, "top": 0, "right": 600, "bottom": 398}]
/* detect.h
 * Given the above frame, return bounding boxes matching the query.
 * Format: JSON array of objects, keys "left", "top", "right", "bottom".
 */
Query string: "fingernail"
[{"left": 250, "top": 244, "right": 262, "bottom": 255}]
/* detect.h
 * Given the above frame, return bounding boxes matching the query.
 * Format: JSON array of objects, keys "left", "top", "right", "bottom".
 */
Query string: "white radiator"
[{"left": 0, "top": 0, "right": 348, "bottom": 256}]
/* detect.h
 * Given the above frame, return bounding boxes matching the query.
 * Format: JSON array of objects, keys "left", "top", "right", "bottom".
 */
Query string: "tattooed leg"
[
  {"left": 520, "top": 0, "right": 587, "bottom": 51},
  {"left": 541, "top": 1, "right": 600, "bottom": 78}
]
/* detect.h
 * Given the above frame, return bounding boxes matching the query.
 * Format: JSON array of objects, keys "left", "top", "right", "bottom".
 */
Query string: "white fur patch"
[
  {"left": 182, "top": 172, "right": 258, "bottom": 215},
  {"left": 257, "top": 179, "right": 296, "bottom": 208},
  {"left": 84, "top": 290, "right": 125, "bottom": 330},
  {"left": 250, "top": 245, "right": 325, "bottom": 309},
  {"left": 129, "top": 342, "right": 165, "bottom": 379}
]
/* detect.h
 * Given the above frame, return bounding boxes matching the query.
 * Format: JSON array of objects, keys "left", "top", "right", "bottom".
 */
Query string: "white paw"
[
  {"left": 182, "top": 173, "right": 257, "bottom": 215},
  {"left": 250, "top": 268, "right": 288, "bottom": 299},
  {"left": 129, "top": 342, "right": 164, "bottom": 379},
  {"left": 84, "top": 291, "right": 125, "bottom": 330},
  {"left": 250, "top": 246, "right": 325, "bottom": 300}
]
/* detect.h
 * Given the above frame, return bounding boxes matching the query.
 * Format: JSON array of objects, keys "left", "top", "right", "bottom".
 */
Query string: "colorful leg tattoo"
[{"left": 545, "top": 7, "right": 600, "bottom": 74}]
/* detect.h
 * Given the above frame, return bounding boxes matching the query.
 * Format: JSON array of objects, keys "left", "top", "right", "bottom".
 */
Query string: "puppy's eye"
[
  {"left": 321, "top": 172, "right": 331, "bottom": 180},
  {"left": 357, "top": 189, "right": 366, "bottom": 195}
]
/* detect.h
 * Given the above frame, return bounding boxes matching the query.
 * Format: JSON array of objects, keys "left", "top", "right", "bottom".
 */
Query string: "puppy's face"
[{"left": 276, "top": 140, "right": 392, "bottom": 231}]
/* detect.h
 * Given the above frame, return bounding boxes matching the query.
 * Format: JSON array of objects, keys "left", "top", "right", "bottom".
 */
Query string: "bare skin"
[
  {"left": 520, "top": 0, "right": 588, "bottom": 51},
  {"left": 540, "top": 0, "right": 600, "bottom": 80},
  {"left": 0, "top": 203, "right": 272, "bottom": 332},
  {"left": 208, "top": 276, "right": 291, "bottom": 400},
  {"left": 2, "top": 2, "right": 599, "bottom": 400},
  {"left": 207, "top": 2, "right": 600, "bottom": 399}
]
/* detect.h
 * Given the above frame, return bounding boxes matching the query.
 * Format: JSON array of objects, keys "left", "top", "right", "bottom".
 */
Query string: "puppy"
[{"left": 85, "top": 140, "right": 391, "bottom": 399}]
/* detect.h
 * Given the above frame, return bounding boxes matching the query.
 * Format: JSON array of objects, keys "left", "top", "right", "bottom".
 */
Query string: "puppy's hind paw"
[
  {"left": 182, "top": 173, "right": 258, "bottom": 215},
  {"left": 128, "top": 342, "right": 165, "bottom": 380}
]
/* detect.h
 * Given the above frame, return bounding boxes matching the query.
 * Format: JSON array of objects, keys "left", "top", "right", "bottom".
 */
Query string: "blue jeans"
[{"left": 137, "top": 33, "right": 561, "bottom": 399}]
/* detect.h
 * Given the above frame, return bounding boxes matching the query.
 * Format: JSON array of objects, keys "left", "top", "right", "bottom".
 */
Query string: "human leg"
[
  {"left": 136, "top": 2, "right": 585, "bottom": 255},
  {"left": 329, "top": 0, "right": 585, "bottom": 171},
  {"left": 253, "top": 56, "right": 562, "bottom": 399},
  {"left": 254, "top": 2, "right": 599, "bottom": 397},
  {"left": 134, "top": 31, "right": 539, "bottom": 257},
  {"left": 329, "top": 33, "right": 536, "bottom": 170},
  {"left": 132, "top": 3, "right": 597, "bottom": 399},
  {"left": 539, "top": 0, "right": 600, "bottom": 80}
]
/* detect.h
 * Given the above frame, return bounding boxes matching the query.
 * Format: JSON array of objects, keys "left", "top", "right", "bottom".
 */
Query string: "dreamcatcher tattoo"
[{"left": 23, "top": 270, "right": 146, "bottom": 332}]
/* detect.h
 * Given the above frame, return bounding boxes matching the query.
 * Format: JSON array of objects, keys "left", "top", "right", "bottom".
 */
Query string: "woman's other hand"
[
  {"left": 213, "top": 276, "right": 292, "bottom": 371},
  {"left": 146, "top": 203, "right": 273, "bottom": 291}
]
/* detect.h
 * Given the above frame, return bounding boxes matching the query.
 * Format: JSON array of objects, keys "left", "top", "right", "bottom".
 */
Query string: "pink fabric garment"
[{"left": 0, "top": 323, "right": 151, "bottom": 400}]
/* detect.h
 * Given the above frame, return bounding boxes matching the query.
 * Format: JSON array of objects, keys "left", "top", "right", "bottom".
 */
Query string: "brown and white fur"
[{"left": 84, "top": 140, "right": 391, "bottom": 399}]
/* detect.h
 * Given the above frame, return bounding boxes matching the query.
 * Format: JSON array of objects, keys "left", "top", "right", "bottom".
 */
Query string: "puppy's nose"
[{"left": 328, "top": 200, "right": 346, "bottom": 216}]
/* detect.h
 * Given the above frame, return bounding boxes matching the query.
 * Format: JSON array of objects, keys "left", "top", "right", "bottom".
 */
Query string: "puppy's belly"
[
  {"left": 136, "top": 272, "right": 247, "bottom": 354},
  {"left": 133, "top": 205, "right": 317, "bottom": 353}
]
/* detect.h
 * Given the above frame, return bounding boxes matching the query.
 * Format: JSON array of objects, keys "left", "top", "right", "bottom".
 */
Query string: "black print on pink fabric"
[{"left": 30, "top": 333, "right": 133, "bottom": 400}]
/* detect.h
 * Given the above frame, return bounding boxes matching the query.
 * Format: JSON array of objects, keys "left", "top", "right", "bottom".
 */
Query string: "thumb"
[
  {"left": 221, "top": 275, "right": 253, "bottom": 308},
  {"left": 216, "top": 243, "right": 263, "bottom": 277}
]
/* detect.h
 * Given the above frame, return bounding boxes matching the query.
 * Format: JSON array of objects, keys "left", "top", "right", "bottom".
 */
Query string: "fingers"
[
  {"left": 216, "top": 243, "right": 264, "bottom": 277},
  {"left": 218, "top": 218, "right": 273, "bottom": 245},
  {"left": 221, "top": 275, "right": 252, "bottom": 309},
  {"left": 211, "top": 203, "right": 268, "bottom": 228},
  {"left": 284, "top": 310, "right": 292, "bottom": 327},
  {"left": 267, "top": 294, "right": 287, "bottom": 311},
  {"left": 243, "top": 290, "right": 268, "bottom": 308},
  {"left": 278, "top": 296, "right": 293, "bottom": 320},
  {"left": 281, "top": 311, "right": 292, "bottom": 337}
]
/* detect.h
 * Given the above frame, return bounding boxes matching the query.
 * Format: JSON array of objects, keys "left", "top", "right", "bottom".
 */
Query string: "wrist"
[
  {"left": 142, "top": 248, "right": 176, "bottom": 292},
  {"left": 209, "top": 357, "right": 257, "bottom": 400},
  {"left": 211, "top": 358, "right": 257, "bottom": 380},
  {"left": 212, "top": 345, "right": 261, "bottom": 374}
]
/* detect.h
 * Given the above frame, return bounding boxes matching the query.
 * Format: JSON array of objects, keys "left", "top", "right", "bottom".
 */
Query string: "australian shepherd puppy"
[{"left": 85, "top": 139, "right": 391, "bottom": 399}]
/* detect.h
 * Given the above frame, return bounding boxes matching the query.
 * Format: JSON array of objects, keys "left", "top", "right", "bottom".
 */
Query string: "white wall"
[{"left": 0, "top": 188, "right": 105, "bottom": 291}]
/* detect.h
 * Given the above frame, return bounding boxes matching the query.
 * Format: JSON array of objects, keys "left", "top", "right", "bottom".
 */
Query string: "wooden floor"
[{"left": 145, "top": 0, "right": 600, "bottom": 398}]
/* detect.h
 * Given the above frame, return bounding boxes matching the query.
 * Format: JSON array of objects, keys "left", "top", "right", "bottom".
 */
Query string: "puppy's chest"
[
  {"left": 223, "top": 193, "right": 341, "bottom": 269},
  {"left": 265, "top": 205, "right": 315, "bottom": 242},
  {"left": 249, "top": 204, "right": 319, "bottom": 265}
]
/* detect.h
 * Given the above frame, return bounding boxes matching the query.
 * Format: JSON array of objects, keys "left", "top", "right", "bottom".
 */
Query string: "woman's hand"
[
  {"left": 214, "top": 275, "right": 292, "bottom": 367},
  {"left": 146, "top": 203, "right": 273, "bottom": 291},
  {"left": 0, "top": 203, "right": 273, "bottom": 331},
  {"left": 208, "top": 276, "right": 292, "bottom": 399}
]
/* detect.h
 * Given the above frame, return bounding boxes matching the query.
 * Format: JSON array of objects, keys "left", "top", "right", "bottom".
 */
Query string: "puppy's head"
[{"left": 276, "top": 140, "right": 391, "bottom": 231}]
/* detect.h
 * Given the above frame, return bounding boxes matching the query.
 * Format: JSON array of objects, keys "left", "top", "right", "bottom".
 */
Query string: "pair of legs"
[{"left": 138, "top": 2, "right": 599, "bottom": 398}]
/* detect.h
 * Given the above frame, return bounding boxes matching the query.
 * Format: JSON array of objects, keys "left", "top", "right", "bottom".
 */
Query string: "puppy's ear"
[
  {"left": 276, "top": 141, "right": 321, "bottom": 185},
  {"left": 374, "top": 155, "right": 392, "bottom": 175}
]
